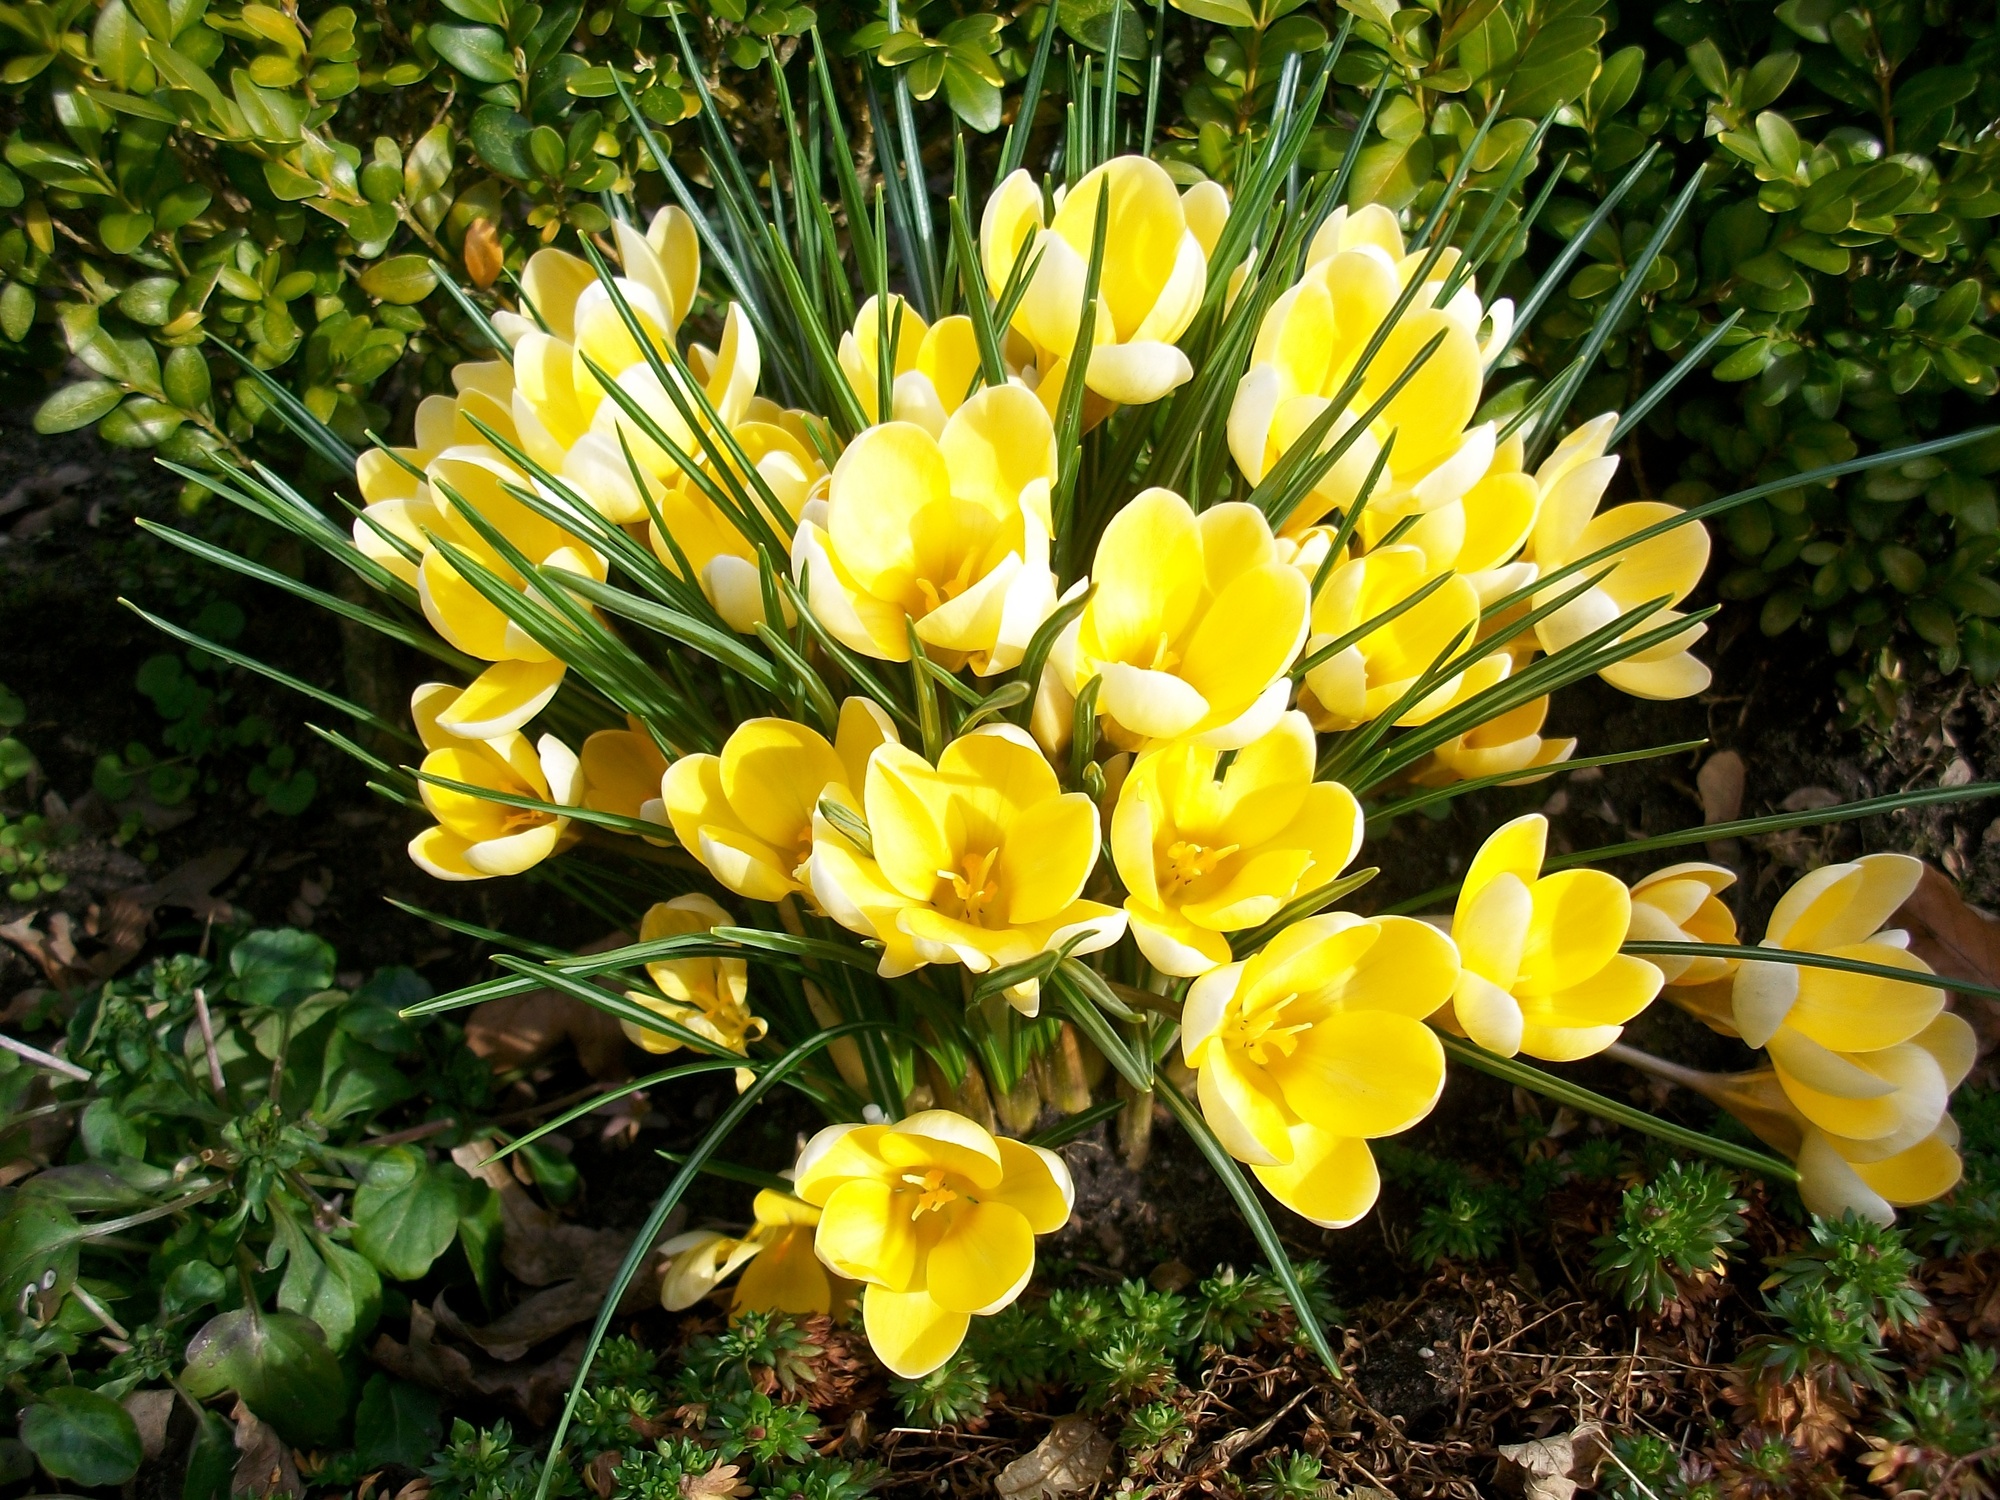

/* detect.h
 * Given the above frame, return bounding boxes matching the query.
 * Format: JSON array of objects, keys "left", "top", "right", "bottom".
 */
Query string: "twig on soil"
[{"left": 0, "top": 1032, "right": 90, "bottom": 1082}]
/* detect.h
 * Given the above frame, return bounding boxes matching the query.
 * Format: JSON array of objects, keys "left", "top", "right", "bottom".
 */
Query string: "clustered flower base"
[{"left": 171, "top": 47, "right": 1990, "bottom": 1402}]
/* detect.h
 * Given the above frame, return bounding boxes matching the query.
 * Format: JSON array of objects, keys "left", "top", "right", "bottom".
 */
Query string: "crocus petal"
[
  {"left": 1252, "top": 1124, "right": 1380, "bottom": 1229},
  {"left": 924, "top": 1201, "right": 1034, "bottom": 1313},
  {"left": 863, "top": 1286, "right": 972, "bottom": 1379}
]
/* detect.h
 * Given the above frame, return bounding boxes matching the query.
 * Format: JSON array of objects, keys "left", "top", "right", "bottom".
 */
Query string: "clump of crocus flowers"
[{"left": 357, "top": 157, "right": 1975, "bottom": 1377}]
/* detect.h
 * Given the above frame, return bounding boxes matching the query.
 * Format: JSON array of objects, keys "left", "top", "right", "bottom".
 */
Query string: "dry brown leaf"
[
  {"left": 230, "top": 1399, "right": 303, "bottom": 1500},
  {"left": 996, "top": 1416, "right": 1114, "bottom": 1500},
  {"left": 369, "top": 1304, "right": 588, "bottom": 1425},
  {"left": 681, "top": 1462, "right": 752, "bottom": 1498},
  {"left": 1497, "top": 1423, "right": 1606, "bottom": 1500},
  {"left": 463, "top": 219, "right": 503, "bottom": 289},
  {"left": 122, "top": 1389, "right": 174, "bottom": 1461},
  {"left": 465, "top": 931, "right": 633, "bottom": 1081},
  {"left": 1698, "top": 752, "right": 1745, "bottom": 825}
]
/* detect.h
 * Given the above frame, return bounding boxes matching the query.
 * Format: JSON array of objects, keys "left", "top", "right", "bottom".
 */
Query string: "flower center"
[
  {"left": 1227, "top": 991, "right": 1311, "bottom": 1066},
  {"left": 1164, "top": 838, "right": 1237, "bottom": 893},
  {"left": 1145, "top": 631, "right": 1181, "bottom": 673},
  {"left": 912, "top": 550, "right": 983, "bottom": 616},
  {"left": 901, "top": 1168, "right": 960, "bottom": 1218},
  {"left": 936, "top": 847, "right": 1002, "bottom": 924}
]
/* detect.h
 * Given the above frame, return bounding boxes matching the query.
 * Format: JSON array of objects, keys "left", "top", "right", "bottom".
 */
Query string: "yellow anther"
[
  {"left": 936, "top": 848, "right": 1002, "bottom": 924},
  {"left": 1165, "top": 839, "right": 1238, "bottom": 891},
  {"left": 1227, "top": 991, "right": 1311, "bottom": 1065},
  {"left": 901, "top": 1168, "right": 960, "bottom": 1218}
]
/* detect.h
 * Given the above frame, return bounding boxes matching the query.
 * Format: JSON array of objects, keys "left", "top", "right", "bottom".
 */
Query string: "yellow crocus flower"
[
  {"left": 1628, "top": 862, "right": 1739, "bottom": 986},
  {"left": 1635, "top": 1054, "right": 1968, "bottom": 1226},
  {"left": 1526, "top": 414, "right": 1711, "bottom": 700},
  {"left": 1111, "top": 711, "right": 1362, "bottom": 976},
  {"left": 406, "top": 682, "right": 580, "bottom": 881},
  {"left": 1296, "top": 544, "right": 1492, "bottom": 731},
  {"left": 1725, "top": 854, "right": 1973, "bottom": 1179},
  {"left": 647, "top": 416, "right": 823, "bottom": 632},
  {"left": 982, "top": 157, "right": 1217, "bottom": 413},
  {"left": 1446, "top": 813, "right": 1662, "bottom": 1059},
  {"left": 661, "top": 700, "right": 897, "bottom": 903},
  {"left": 1182, "top": 912, "right": 1458, "bottom": 1227},
  {"left": 623, "top": 894, "right": 765, "bottom": 1088},
  {"left": 659, "top": 1190, "right": 845, "bottom": 1316},
  {"left": 1417, "top": 692, "right": 1575, "bottom": 785},
  {"left": 578, "top": 719, "right": 669, "bottom": 833},
  {"left": 418, "top": 445, "right": 605, "bottom": 739},
  {"left": 1037, "top": 489, "right": 1309, "bottom": 753},
  {"left": 792, "top": 384, "right": 1058, "bottom": 673},
  {"left": 808, "top": 725, "right": 1125, "bottom": 1012},
  {"left": 837, "top": 296, "right": 989, "bottom": 429},
  {"left": 793, "top": 1110, "right": 1073, "bottom": 1377},
  {"left": 1227, "top": 204, "right": 1507, "bottom": 536}
]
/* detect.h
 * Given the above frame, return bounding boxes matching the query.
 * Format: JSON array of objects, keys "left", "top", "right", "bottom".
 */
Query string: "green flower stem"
[
  {"left": 1156, "top": 1083, "right": 1344, "bottom": 1379},
  {"left": 1436, "top": 1033, "right": 1798, "bottom": 1183}
]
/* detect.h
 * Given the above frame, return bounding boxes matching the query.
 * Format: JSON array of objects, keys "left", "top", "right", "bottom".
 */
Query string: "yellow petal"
[
  {"left": 1787, "top": 941, "right": 1942, "bottom": 1053},
  {"left": 924, "top": 1200, "right": 1034, "bottom": 1313},
  {"left": 1269, "top": 1011, "right": 1445, "bottom": 1138},
  {"left": 1453, "top": 970, "right": 1524, "bottom": 1056},
  {"left": 1850, "top": 1129, "right": 1962, "bottom": 1206},
  {"left": 1086, "top": 488, "right": 1205, "bottom": 667},
  {"left": 1518, "top": 869, "right": 1631, "bottom": 996},
  {"left": 1196, "top": 1045, "right": 1292, "bottom": 1166},
  {"left": 1252, "top": 1124, "right": 1380, "bottom": 1229},
  {"left": 862, "top": 1285, "right": 972, "bottom": 1379},
  {"left": 721, "top": 718, "right": 846, "bottom": 851},
  {"left": 435, "top": 659, "right": 567, "bottom": 740},
  {"left": 734, "top": 1225, "right": 834, "bottom": 1316},
  {"left": 815, "top": 1178, "right": 919, "bottom": 1288},
  {"left": 408, "top": 825, "right": 486, "bottom": 882},
  {"left": 988, "top": 1139, "right": 1075, "bottom": 1234},
  {"left": 882, "top": 1110, "right": 1004, "bottom": 1189},
  {"left": 1454, "top": 872, "right": 1531, "bottom": 989},
  {"left": 997, "top": 793, "right": 1100, "bottom": 925}
]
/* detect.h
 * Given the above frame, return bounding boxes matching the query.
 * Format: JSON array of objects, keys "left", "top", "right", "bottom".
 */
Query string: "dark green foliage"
[
  {"left": 1249, "top": 1449, "right": 1325, "bottom": 1500},
  {"left": 1599, "top": 1432, "right": 1683, "bottom": 1500},
  {"left": 1592, "top": 1163, "right": 1748, "bottom": 1313},
  {"left": 1764, "top": 1211, "right": 1927, "bottom": 1329},
  {"left": 890, "top": 1352, "right": 991, "bottom": 1427},
  {"left": 1870, "top": 1344, "right": 2000, "bottom": 1487}
]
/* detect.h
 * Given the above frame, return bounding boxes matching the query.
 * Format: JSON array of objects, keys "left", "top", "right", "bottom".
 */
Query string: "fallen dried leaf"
[
  {"left": 681, "top": 1461, "right": 752, "bottom": 1498},
  {"left": 230, "top": 1399, "right": 303, "bottom": 1500},
  {"left": 1780, "top": 786, "right": 1841, "bottom": 813},
  {"left": 369, "top": 1304, "right": 588, "bottom": 1425},
  {"left": 1497, "top": 1423, "right": 1606, "bottom": 1500},
  {"left": 465, "top": 930, "right": 633, "bottom": 1080},
  {"left": 1698, "top": 752, "right": 1745, "bottom": 825},
  {"left": 996, "top": 1416, "right": 1114, "bottom": 1500},
  {"left": 123, "top": 1389, "right": 174, "bottom": 1461}
]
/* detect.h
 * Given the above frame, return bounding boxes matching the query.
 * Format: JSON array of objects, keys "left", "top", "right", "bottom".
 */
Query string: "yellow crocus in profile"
[
  {"left": 648, "top": 416, "right": 823, "bottom": 632},
  {"left": 1447, "top": 813, "right": 1662, "bottom": 1059},
  {"left": 1227, "top": 204, "right": 1506, "bottom": 536},
  {"left": 1182, "top": 913, "right": 1458, "bottom": 1227},
  {"left": 792, "top": 384, "right": 1059, "bottom": 674},
  {"left": 982, "top": 157, "right": 1218, "bottom": 412},
  {"left": 1111, "top": 711, "right": 1363, "bottom": 976},
  {"left": 793, "top": 1110, "right": 1073, "bottom": 1377},
  {"left": 1629, "top": 862, "right": 1739, "bottom": 986},
  {"left": 623, "top": 895, "right": 765, "bottom": 1087},
  {"left": 1037, "top": 490, "right": 1309, "bottom": 753},
  {"left": 578, "top": 719, "right": 669, "bottom": 833},
  {"left": 662, "top": 700, "right": 896, "bottom": 903},
  {"left": 1626, "top": 1052, "right": 1969, "bottom": 1226},
  {"left": 659, "top": 1190, "right": 844, "bottom": 1316},
  {"left": 1418, "top": 693, "right": 1575, "bottom": 785},
  {"left": 1526, "top": 414, "right": 1711, "bottom": 700},
  {"left": 1727, "top": 854, "right": 1972, "bottom": 1191},
  {"left": 838, "top": 296, "right": 989, "bottom": 429},
  {"left": 809, "top": 725, "right": 1125, "bottom": 1012},
  {"left": 406, "top": 682, "right": 580, "bottom": 881},
  {"left": 1296, "top": 545, "right": 1493, "bottom": 731}
]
